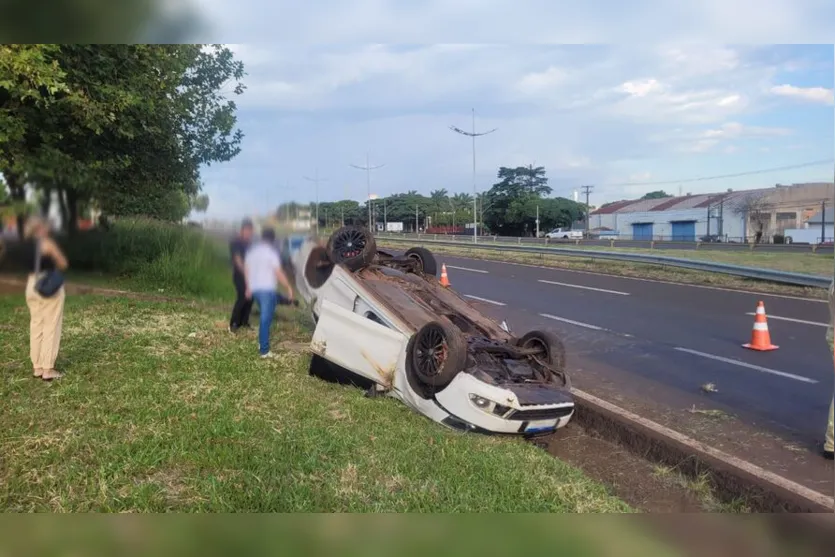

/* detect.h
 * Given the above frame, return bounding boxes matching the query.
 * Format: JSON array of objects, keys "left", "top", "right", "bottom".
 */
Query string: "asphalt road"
[{"left": 408, "top": 250, "right": 835, "bottom": 484}]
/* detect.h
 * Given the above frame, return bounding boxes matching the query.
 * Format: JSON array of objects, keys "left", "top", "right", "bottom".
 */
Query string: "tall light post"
[
  {"left": 350, "top": 153, "right": 385, "bottom": 231},
  {"left": 303, "top": 167, "right": 327, "bottom": 237},
  {"left": 450, "top": 108, "right": 497, "bottom": 243}
]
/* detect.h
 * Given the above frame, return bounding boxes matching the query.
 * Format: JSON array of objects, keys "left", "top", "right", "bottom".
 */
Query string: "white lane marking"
[
  {"left": 464, "top": 295, "right": 506, "bottom": 306},
  {"left": 445, "top": 265, "right": 488, "bottom": 274},
  {"left": 435, "top": 254, "right": 825, "bottom": 303},
  {"left": 744, "top": 313, "right": 827, "bottom": 327},
  {"left": 673, "top": 347, "right": 817, "bottom": 384},
  {"left": 540, "top": 313, "right": 605, "bottom": 331},
  {"left": 538, "top": 279, "right": 630, "bottom": 296}
]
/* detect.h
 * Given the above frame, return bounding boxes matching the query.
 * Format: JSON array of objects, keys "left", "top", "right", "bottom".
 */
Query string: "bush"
[
  {"left": 65, "top": 218, "right": 230, "bottom": 297},
  {"left": 1, "top": 218, "right": 230, "bottom": 299}
]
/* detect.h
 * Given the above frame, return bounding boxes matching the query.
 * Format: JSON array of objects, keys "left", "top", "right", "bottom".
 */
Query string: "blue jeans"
[{"left": 252, "top": 290, "right": 277, "bottom": 355}]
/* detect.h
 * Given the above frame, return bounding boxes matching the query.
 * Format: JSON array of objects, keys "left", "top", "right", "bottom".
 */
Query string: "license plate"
[{"left": 525, "top": 420, "right": 557, "bottom": 434}]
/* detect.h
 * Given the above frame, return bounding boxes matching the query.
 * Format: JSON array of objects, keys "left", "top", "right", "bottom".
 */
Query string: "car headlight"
[{"left": 469, "top": 394, "right": 495, "bottom": 413}]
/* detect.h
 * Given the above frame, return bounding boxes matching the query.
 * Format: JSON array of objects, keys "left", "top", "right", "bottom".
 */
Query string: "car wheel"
[
  {"left": 304, "top": 245, "right": 335, "bottom": 288},
  {"left": 326, "top": 225, "right": 377, "bottom": 272},
  {"left": 409, "top": 318, "right": 468, "bottom": 389},
  {"left": 404, "top": 246, "right": 438, "bottom": 277},
  {"left": 516, "top": 330, "right": 567, "bottom": 375}
]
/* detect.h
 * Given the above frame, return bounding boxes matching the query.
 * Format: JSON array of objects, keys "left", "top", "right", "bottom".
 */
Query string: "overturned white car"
[{"left": 289, "top": 226, "right": 575, "bottom": 436}]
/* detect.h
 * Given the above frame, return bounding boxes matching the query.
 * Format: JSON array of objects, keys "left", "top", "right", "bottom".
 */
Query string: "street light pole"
[
  {"left": 450, "top": 108, "right": 497, "bottom": 243},
  {"left": 536, "top": 204, "right": 540, "bottom": 238},
  {"left": 302, "top": 167, "right": 327, "bottom": 237},
  {"left": 350, "top": 153, "right": 385, "bottom": 231}
]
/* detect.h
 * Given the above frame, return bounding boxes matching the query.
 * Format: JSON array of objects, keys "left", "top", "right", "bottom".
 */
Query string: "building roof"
[{"left": 591, "top": 183, "right": 831, "bottom": 215}]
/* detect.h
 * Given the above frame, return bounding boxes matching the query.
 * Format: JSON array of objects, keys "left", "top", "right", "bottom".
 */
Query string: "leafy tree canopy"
[
  {"left": 0, "top": 43, "right": 245, "bottom": 234},
  {"left": 640, "top": 190, "right": 671, "bottom": 200}
]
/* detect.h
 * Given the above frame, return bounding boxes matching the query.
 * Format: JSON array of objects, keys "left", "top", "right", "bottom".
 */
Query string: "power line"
[
  {"left": 350, "top": 153, "right": 385, "bottom": 230},
  {"left": 601, "top": 159, "right": 834, "bottom": 188},
  {"left": 450, "top": 108, "right": 498, "bottom": 243}
]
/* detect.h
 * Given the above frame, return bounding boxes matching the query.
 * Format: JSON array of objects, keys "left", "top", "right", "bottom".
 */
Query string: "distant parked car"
[
  {"left": 700, "top": 234, "right": 722, "bottom": 243},
  {"left": 545, "top": 228, "right": 583, "bottom": 240}
]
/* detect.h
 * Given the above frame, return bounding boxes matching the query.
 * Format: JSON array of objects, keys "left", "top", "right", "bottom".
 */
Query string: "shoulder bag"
[{"left": 34, "top": 239, "right": 65, "bottom": 298}]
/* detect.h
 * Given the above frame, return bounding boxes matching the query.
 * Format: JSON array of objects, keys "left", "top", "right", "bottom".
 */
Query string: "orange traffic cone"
[
  {"left": 439, "top": 264, "right": 451, "bottom": 287},
  {"left": 743, "top": 301, "right": 778, "bottom": 351}
]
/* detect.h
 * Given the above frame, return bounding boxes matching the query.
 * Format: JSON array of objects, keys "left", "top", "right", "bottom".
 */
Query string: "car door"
[{"left": 311, "top": 298, "right": 408, "bottom": 387}]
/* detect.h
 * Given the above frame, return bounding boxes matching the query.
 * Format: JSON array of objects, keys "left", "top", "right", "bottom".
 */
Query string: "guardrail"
[
  {"left": 375, "top": 234, "right": 831, "bottom": 289},
  {"left": 376, "top": 232, "right": 834, "bottom": 253}
]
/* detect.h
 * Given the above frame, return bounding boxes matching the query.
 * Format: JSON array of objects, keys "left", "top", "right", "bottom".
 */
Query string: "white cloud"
[
  {"left": 770, "top": 84, "right": 834, "bottom": 104},
  {"left": 619, "top": 79, "right": 664, "bottom": 97},
  {"left": 196, "top": 43, "right": 834, "bottom": 219}
]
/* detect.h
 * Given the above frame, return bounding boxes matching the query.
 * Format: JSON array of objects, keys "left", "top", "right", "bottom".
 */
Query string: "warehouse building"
[{"left": 588, "top": 182, "right": 833, "bottom": 242}]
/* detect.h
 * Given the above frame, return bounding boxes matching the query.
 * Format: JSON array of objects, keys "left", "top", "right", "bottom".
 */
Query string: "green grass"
[
  {"left": 0, "top": 294, "right": 633, "bottom": 513},
  {"left": 564, "top": 244, "right": 833, "bottom": 277},
  {"left": 380, "top": 242, "right": 828, "bottom": 299}
]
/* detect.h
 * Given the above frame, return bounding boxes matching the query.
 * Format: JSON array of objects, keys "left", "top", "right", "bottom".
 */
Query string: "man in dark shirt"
[{"left": 229, "top": 218, "right": 255, "bottom": 332}]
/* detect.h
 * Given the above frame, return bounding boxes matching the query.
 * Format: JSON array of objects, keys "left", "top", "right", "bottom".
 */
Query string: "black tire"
[
  {"left": 404, "top": 246, "right": 438, "bottom": 277},
  {"left": 326, "top": 226, "right": 377, "bottom": 272},
  {"left": 304, "top": 246, "right": 335, "bottom": 288},
  {"left": 516, "top": 330, "right": 567, "bottom": 375},
  {"left": 409, "top": 318, "right": 468, "bottom": 389}
]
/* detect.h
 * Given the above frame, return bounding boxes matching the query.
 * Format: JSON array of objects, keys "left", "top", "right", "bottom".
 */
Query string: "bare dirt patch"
[{"left": 543, "top": 424, "right": 706, "bottom": 512}]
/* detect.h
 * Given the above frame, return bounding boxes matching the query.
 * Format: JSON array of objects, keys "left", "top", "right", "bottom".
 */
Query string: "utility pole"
[
  {"left": 580, "top": 185, "right": 594, "bottom": 235},
  {"left": 718, "top": 198, "right": 724, "bottom": 239},
  {"left": 707, "top": 198, "right": 712, "bottom": 238},
  {"left": 821, "top": 200, "right": 827, "bottom": 244},
  {"left": 415, "top": 205, "right": 419, "bottom": 233},
  {"left": 450, "top": 108, "right": 498, "bottom": 243},
  {"left": 302, "top": 168, "right": 327, "bottom": 237},
  {"left": 384, "top": 201, "right": 387, "bottom": 232},
  {"left": 350, "top": 153, "right": 385, "bottom": 231}
]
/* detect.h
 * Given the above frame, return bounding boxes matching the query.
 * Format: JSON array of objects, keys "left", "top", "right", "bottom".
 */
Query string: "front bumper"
[{"left": 433, "top": 372, "right": 574, "bottom": 435}]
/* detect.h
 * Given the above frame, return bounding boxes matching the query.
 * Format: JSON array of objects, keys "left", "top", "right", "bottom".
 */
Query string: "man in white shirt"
[{"left": 244, "top": 227, "right": 294, "bottom": 358}]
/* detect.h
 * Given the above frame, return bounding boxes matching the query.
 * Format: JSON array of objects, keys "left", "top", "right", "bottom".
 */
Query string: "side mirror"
[{"left": 500, "top": 320, "right": 512, "bottom": 334}]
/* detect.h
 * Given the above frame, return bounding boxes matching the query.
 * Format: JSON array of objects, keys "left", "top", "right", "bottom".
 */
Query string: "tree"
[
  {"left": 734, "top": 191, "right": 773, "bottom": 243},
  {"left": 641, "top": 190, "right": 671, "bottom": 200},
  {"left": 0, "top": 44, "right": 245, "bottom": 235},
  {"left": 483, "top": 165, "right": 552, "bottom": 235},
  {"left": 191, "top": 194, "right": 210, "bottom": 214},
  {"left": 0, "top": 44, "right": 70, "bottom": 236}
]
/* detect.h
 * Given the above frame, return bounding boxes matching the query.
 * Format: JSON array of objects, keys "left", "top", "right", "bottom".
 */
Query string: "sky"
[{"left": 186, "top": 6, "right": 835, "bottom": 221}]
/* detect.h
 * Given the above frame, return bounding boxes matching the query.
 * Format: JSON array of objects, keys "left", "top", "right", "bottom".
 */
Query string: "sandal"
[
  {"left": 41, "top": 369, "right": 63, "bottom": 381},
  {"left": 33, "top": 368, "right": 43, "bottom": 378}
]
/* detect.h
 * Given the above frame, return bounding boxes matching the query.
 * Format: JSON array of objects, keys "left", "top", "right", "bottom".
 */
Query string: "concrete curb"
[{"left": 572, "top": 388, "right": 834, "bottom": 513}]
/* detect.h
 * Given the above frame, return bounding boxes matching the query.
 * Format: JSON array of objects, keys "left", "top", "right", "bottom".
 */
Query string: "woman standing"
[{"left": 23, "top": 216, "right": 68, "bottom": 381}]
